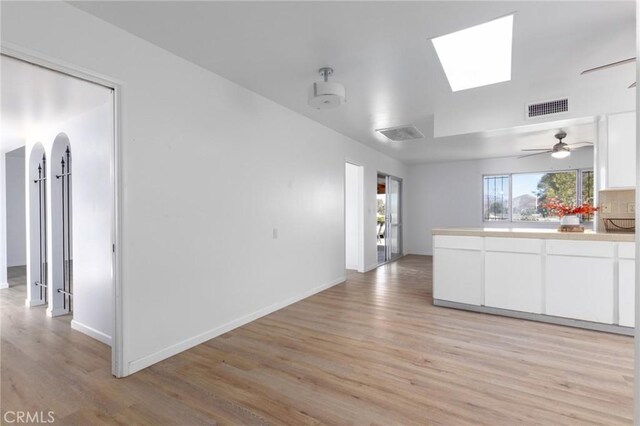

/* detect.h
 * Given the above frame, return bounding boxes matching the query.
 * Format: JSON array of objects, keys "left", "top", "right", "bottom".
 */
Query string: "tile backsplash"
[{"left": 597, "top": 188, "right": 635, "bottom": 232}]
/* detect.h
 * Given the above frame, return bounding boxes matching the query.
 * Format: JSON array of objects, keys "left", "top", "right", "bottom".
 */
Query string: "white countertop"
[{"left": 432, "top": 227, "right": 635, "bottom": 242}]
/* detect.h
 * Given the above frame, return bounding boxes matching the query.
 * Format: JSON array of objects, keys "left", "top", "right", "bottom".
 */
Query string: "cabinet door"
[
  {"left": 619, "top": 259, "right": 635, "bottom": 327},
  {"left": 433, "top": 248, "right": 482, "bottom": 305},
  {"left": 485, "top": 252, "right": 542, "bottom": 313},
  {"left": 546, "top": 256, "right": 614, "bottom": 323},
  {"left": 608, "top": 112, "right": 636, "bottom": 188}
]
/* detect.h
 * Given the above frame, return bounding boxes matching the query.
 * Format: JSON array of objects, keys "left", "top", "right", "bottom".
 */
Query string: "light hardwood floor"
[{"left": 1, "top": 256, "right": 634, "bottom": 424}]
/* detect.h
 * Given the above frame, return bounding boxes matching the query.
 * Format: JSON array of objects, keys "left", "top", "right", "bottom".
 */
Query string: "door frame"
[{"left": 1, "top": 42, "right": 125, "bottom": 377}]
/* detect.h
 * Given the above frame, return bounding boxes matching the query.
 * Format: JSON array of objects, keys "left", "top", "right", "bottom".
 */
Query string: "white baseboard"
[
  {"left": 25, "top": 298, "right": 46, "bottom": 307},
  {"left": 127, "top": 276, "right": 346, "bottom": 375},
  {"left": 0, "top": 282, "right": 8, "bottom": 289},
  {"left": 346, "top": 264, "right": 358, "bottom": 271},
  {"left": 47, "top": 307, "right": 69, "bottom": 317},
  {"left": 406, "top": 251, "right": 433, "bottom": 256},
  {"left": 364, "top": 263, "right": 378, "bottom": 272},
  {"left": 71, "top": 320, "right": 112, "bottom": 346}
]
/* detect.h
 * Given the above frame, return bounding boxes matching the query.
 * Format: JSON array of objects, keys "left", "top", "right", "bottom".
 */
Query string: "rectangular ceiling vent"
[
  {"left": 526, "top": 98, "right": 569, "bottom": 118},
  {"left": 376, "top": 125, "right": 425, "bottom": 142}
]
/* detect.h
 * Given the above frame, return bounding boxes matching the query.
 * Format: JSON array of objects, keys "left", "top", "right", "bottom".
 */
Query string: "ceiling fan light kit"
[
  {"left": 551, "top": 149, "right": 571, "bottom": 159},
  {"left": 308, "top": 67, "right": 346, "bottom": 109}
]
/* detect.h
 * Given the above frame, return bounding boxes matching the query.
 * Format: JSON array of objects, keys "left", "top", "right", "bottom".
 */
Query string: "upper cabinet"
[{"left": 606, "top": 111, "right": 636, "bottom": 188}]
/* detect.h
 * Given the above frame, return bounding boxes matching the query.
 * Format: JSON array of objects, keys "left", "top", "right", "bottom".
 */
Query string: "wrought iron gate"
[
  {"left": 33, "top": 154, "right": 47, "bottom": 302},
  {"left": 56, "top": 147, "right": 73, "bottom": 312}
]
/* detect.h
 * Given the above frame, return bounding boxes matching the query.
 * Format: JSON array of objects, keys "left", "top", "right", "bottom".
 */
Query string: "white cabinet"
[
  {"left": 607, "top": 112, "right": 636, "bottom": 188},
  {"left": 485, "top": 238, "right": 543, "bottom": 313},
  {"left": 433, "top": 236, "right": 482, "bottom": 305},
  {"left": 433, "top": 234, "right": 633, "bottom": 329},
  {"left": 619, "top": 242, "right": 635, "bottom": 327},
  {"left": 545, "top": 240, "right": 615, "bottom": 324}
]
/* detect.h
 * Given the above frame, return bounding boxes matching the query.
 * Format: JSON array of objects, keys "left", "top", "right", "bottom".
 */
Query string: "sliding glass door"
[
  {"left": 387, "top": 176, "right": 402, "bottom": 261},
  {"left": 377, "top": 173, "right": 403, "bottom": 265}
]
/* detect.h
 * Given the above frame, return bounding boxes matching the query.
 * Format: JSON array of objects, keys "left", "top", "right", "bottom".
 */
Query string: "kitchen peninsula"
[{"left": 432, "top": 228, "right": 635, "bottom": 334}]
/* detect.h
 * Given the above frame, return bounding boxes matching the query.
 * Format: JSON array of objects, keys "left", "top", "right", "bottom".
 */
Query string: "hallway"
[{"left": 1, "top": 256, "right": 633, "bottom": 424}]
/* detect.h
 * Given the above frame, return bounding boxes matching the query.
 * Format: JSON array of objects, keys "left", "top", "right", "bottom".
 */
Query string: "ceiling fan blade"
[
  {"left": 569, "top": 146, "right": 593, "bottom": 152},
  {"left": 521, "top": 148, "right": 552, "bottom": 152},
  {"left": 630, "top": 82, "right": 637, "bottom": 89},
  {"left": 581, "top": 57, "right": 636, "bottom": 75},
  {"left": 567, "top": 141, "right": 594, "bottom": 147},
  {"left": 518, "top": 151, "right": 552, "bottom": 159}
]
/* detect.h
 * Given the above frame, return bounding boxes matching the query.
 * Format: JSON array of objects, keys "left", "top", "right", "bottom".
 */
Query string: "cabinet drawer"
[
  {"left": 485, "top": 237, "right": 542, "bottom": 254},
  {"left": 546, "top": 240, "right": 615, "bottom": 258},
  {"left": 433, "top": 235, "right": 483, "bottom": 251}
]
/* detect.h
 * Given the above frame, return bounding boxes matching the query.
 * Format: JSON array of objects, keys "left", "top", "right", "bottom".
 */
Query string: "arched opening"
[
  {"left": 48, "top": 134, "right": 73, "bottom": 317},
  {"left": 27, "top": 143, "right": 48, "bottom": 307}
]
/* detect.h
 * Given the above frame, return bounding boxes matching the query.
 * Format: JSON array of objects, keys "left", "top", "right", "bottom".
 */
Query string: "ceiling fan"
[
  {"left": 519, "top": 131, "right": 593, "bottom": 159},
  {"left": 581, "top": 57, "right": 636, "bottom": 89}
]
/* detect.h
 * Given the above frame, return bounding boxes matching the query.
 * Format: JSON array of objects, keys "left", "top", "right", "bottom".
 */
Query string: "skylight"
[{"left": 431, "top": 14, "right": 514, "bottom": 92}]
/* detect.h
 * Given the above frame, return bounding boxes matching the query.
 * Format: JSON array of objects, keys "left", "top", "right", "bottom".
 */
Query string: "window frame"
[
  {"left": 482, "top": 174, "right": 511, "bottom": 222},
  {"left": 482, "top": 168, "right": 594, "bottom": 223}
]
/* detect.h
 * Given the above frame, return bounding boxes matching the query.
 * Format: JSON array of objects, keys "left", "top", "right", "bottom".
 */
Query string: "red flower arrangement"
[{"left": 543, "top": 198, "right": 598, "bottom": 217}]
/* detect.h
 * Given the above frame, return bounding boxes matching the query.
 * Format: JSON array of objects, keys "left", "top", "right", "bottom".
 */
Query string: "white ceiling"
[
  {"left": 68, "top": 2, "right": 634, "bottom": 162},
  {"left": 0, "top": 55, "right": 112, "bottom": 153}
]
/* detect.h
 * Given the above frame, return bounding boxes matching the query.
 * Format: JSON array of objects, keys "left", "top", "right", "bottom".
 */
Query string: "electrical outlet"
[
  {"left": 272, "top": 228, "right": 278, "bottom": 239},
  {"left": 601, "top": 202, "right": 612, "bottom": 214},
  {"left": 628, "top": 203, "right": 636, "bottom": 214}
]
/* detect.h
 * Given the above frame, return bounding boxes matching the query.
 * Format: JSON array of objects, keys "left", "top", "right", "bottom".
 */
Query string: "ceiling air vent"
[
  {"left": 526, "top": 98, "right": 569, "bottom": 118},
  {"left": 375, "top": 125, "right": 425, "bottom": 142}
]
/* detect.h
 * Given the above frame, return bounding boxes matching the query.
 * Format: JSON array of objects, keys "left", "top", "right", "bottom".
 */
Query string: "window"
[
  {"left": 581, "top": 170, "right": 595, "bottom": 221},
  {"left": 512, "top": 171, "right": 577, "bottom": 222},
  {"left": 483, "top": 175, "right": 509, "bottom": 221},
  {"left": 483, "top": 169, "right": 593, "bottom": 222}
]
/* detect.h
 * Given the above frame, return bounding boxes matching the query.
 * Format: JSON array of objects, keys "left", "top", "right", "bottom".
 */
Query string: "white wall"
[
  {"left": 0, "top": 155, "right": 7, "bottom": 288},
  {"left": 65, "top": 104, "right": 113, "bottom": 344},
  {"left": 5, "top": 148, "right": 26, "bottom": 267},
  {"left": 406, "top": 148, "right": 594, "bottom": 256},
  {"left": 1, "top": 1, "right": 407, "bottom": 375}
]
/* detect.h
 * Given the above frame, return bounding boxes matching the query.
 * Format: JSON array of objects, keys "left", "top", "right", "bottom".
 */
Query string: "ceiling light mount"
[
  {"left": 318, "top": 67, "right": 333, "bottom": 82},
  {"left": 551, "top": 131, "right": 570, "bottom": 158},
  {"left": 308, "top": 67, "right": 346, "bottom": 109}
]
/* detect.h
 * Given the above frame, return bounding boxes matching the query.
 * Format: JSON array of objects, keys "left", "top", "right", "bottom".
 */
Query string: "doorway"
[
  {"left": 345, "top": 162, "right": 364, "bottom": 272},
  {"left": 5, "top": 147, "right": 27, "bottom": 290},
  {"left": 377, "top": 173, "right": 403, "bottom": 265},
  {"left": 1, "top": 51, "right": 119, "bottom": 374}
]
